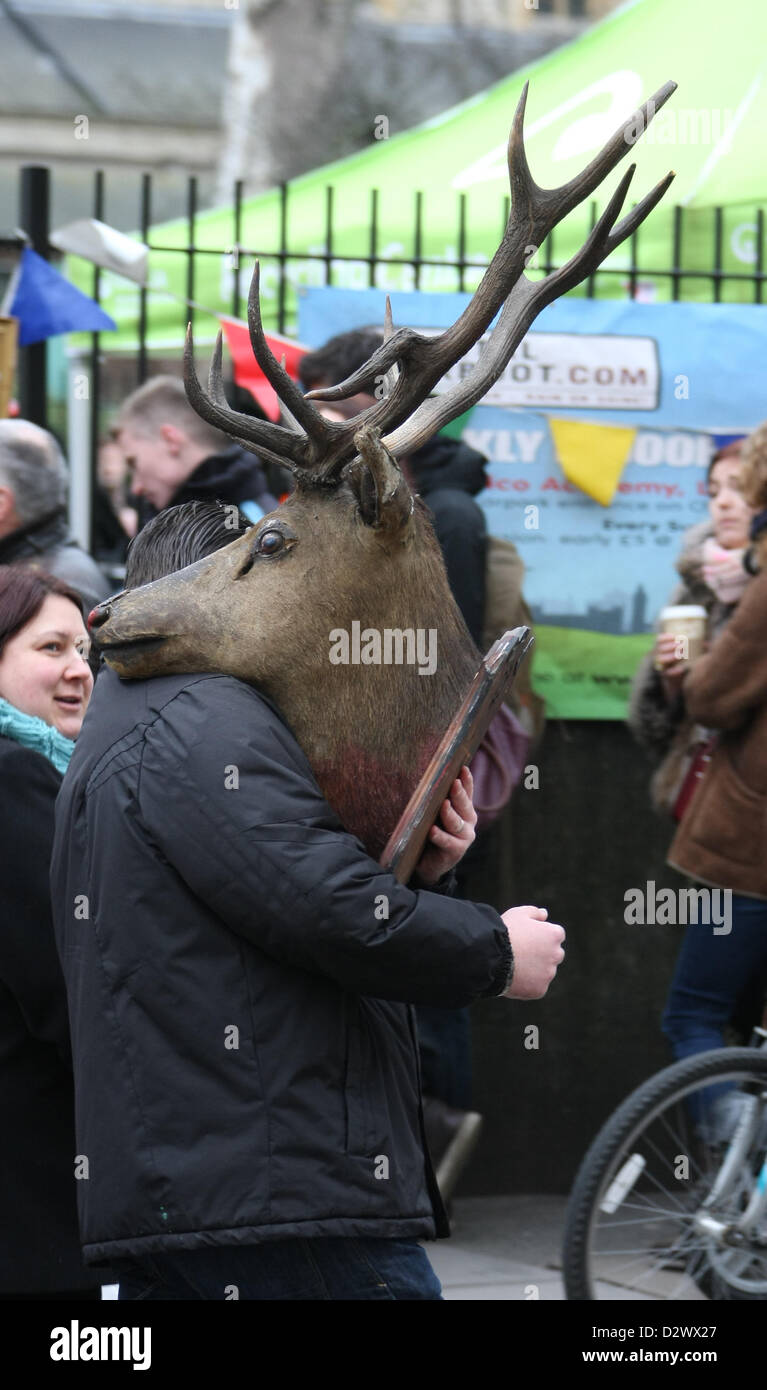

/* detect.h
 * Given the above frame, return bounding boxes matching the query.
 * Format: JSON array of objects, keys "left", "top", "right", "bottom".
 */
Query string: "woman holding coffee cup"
[
  {"left": 629, "top": 440, "right": 753, "bottom": 815},
  {"left": 630, "top": 430, "right": 767, "bottom": 1140}
]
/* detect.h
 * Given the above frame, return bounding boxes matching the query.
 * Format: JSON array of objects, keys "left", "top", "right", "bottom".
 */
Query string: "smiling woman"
[
  {"left": 0, "top": 566, "right": 103, "bottom": 1298},
  {"left": 0, "top": 586, "right": 93, "bottom": 743}
]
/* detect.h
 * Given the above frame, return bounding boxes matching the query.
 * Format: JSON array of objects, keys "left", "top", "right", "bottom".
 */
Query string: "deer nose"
[
  {"left": 88, "top": 598, "right": 120, "bottom": 632},
  {"left": 87, "top": 603, "right": 109, "bottom": 632},
  {"left": 88, "top": 588, "right": 127, "bottom": 633}
]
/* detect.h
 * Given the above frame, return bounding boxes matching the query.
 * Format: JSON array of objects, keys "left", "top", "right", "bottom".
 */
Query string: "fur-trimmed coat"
[
  {"left": 668, "top": 566, "right": 767, "bottom": 898},
  {"left": 627, "top": 520, "right": 739, "bottom": 814}
]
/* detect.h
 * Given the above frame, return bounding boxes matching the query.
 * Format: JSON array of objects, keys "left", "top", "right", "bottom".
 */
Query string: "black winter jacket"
[
  {"left": 169, "top": 446, "right": 278, "bottom": 516},
  {"left": 408, "top": 435, "right": 489, "bottom": 648},
  {"left": 51, "top": 669, "right": 511, "bottom": 1266},
  {"left": 0, "top": 737, "right": 102, "bottom": 1293},
  {"left": 135, "top": 446, "right": 279, "bottom": 534}
]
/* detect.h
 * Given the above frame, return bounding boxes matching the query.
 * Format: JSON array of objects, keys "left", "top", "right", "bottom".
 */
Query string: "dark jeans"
[
  {"left": 662, "top": 891, "right": 767, "bottom": 1128},
  {"left": 114, "top": 1237, "right": 443, "bottom": 1301}
]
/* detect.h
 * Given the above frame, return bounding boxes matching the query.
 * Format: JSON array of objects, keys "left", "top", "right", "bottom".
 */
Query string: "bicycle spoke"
[
  {"left": 564, "top": 1052, "right": 767, "bottom": 1301},
  {"left": 593, "top": 1209, "right": 700, "bottom": 1227},
  {"left": 653, "top": 1106, "right": 716, "bottom": 1188},
  {"left": 638, "top": 1120, "right": 702, "bottom": 1204}
]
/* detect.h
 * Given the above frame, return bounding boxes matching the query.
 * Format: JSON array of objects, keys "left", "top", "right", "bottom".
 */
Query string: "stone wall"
[{"left": 461, "top": 718, "right": 694, "bottom": 1194}]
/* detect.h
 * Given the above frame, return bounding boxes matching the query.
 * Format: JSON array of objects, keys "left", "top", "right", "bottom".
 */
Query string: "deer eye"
[
  {"left": 257, "top": 528, "right": 284, "bottom": 555},
  {"left": 235, "top": 520, "right": 296, "bottom": 578}
]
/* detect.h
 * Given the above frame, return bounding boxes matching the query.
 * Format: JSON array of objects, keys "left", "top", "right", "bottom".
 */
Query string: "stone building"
[{"left": 1, "top": 0, "right": 622, "bottom": 231}]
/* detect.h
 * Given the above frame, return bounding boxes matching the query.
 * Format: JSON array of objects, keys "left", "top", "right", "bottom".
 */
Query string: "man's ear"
[{"left": 159, "top": 423, "right": 185, "bottom": 454}]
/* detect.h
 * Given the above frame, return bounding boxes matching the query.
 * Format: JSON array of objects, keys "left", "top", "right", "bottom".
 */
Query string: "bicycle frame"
[{"left": 699, "top": 1028, "right": 767, "bottom": 1243}]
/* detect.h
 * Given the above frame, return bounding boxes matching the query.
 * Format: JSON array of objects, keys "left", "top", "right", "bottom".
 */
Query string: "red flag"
[{"left": 220, "top": 317, "right": 308, "bottom": 422}]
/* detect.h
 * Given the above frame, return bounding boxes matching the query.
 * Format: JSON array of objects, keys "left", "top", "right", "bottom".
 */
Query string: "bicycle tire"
[{"left": 563, "top": 1048, "right": 767, "bottom": 1301}]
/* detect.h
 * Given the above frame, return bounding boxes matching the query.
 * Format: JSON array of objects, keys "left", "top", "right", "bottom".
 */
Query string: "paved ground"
[
  {"left": 428, "top": 1194, "right": 570, "bottom": 1300},
  {"left": 427, "top": 1194, "right": 665, "bottom": 1300}
]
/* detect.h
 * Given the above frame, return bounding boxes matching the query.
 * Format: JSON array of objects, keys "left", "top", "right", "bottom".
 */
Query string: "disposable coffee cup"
[{"left": 655, "top": 604, "right": 707, "bottom": 667}]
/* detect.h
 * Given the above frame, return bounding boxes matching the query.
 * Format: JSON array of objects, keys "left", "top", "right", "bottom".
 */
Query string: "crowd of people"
[{"left": 1, "top": 333, "right": 766, "bottom": 1299}]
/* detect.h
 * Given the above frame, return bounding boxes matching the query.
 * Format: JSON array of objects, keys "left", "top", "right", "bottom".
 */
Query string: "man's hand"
[
  {"left": 413, "top": 766, "right": 477, "bottom": 887},
  {"left": 501, "top": 905, "right": 565, "bottom": 999}
]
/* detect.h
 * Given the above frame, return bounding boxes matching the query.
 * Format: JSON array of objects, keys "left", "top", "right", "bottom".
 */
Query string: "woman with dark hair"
[{"left": 0, "top": 565, "right": 101, "bottom": 1298}]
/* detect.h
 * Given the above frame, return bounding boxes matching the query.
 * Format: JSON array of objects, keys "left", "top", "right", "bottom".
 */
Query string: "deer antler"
[{"left": 184, "top": 79, "right": 676, "bottom": 482}]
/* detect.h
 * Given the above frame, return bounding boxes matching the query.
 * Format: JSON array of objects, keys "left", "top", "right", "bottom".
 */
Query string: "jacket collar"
[
  {"left": 0, "top": 506, "right": 69, "bottom": 564},
  {"left": 168, "top": 447, "right": 261, "bottom": 507}
]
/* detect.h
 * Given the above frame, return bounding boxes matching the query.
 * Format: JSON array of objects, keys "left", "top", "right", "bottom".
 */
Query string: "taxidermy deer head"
[{"left": 89, "top": 80, "right": 676, "bottom": 856}]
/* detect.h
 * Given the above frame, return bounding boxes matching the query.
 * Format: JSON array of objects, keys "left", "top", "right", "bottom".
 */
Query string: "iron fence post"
[{"left": 18, "top": 165, "right": 50, "bottom": 427}]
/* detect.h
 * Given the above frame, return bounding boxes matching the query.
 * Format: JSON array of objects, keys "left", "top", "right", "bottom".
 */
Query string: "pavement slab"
[{"left": 426, "top": 1194, "right": 674, "bottom": 1301}]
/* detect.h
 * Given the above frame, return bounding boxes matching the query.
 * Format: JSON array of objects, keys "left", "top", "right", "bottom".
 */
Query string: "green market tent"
[{"left": 81, "top": 0, "right": 767, "bottom": 352}]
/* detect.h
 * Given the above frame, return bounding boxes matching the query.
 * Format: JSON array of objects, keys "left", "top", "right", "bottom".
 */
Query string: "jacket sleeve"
[
  {"left": 0, "top": 746, "right": 72, "bottom": 1065},
  {"left": 627, "top": 649, "right": 686, "bottom": 758},
  {"left": 683, "top": 569, "right": 767, "bottom": 730},
  {"left": 626, "top": 568, "right": 707, "bottom": 758},
  {"left": 137, "top": 685, "right": 511, "bottom": 1007}
]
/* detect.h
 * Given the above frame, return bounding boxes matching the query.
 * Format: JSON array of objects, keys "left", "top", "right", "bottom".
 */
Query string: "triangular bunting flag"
[
  {"left": 548, "top": 418, "right": 637, "bottom": 507},
  {"left": 220, "top": 318, "right": 308, "bottom": 422},
  {"left": 50, "top": 219, "right": 149, "bottom": 286},
  {"left": 9, "top": 248, "right": 116, "bottom": 346}
]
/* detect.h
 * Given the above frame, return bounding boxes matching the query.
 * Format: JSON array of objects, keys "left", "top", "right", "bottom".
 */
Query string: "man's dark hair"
[
  {"left": 124, "top": 500, "right": 253, "bottom": 589},
  {"left": 298, "top": 327, "right": 384, "bottom": 391}
]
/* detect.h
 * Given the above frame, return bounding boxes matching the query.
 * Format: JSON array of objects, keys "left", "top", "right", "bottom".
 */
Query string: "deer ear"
[{"left": 346, "top": 424, "right": 414, "bottom": 535}]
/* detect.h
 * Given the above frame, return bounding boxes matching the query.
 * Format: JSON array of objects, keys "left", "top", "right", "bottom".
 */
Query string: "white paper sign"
[{"left": 434, "top": 331, "right": 659, "bottom": 411}]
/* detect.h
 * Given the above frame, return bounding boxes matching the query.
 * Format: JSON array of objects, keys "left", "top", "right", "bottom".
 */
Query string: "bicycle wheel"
[{"left": 563, "top": 1048, "right": 767, "bottom": 1300}]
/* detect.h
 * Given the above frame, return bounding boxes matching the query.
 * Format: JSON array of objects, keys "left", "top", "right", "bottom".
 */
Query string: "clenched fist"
[{"left": 500, "top": 905, "right": 565, "bottom": 1000}]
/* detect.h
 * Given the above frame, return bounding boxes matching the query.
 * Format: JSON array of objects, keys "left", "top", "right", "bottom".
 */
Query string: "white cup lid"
[{"left": 659, "top": 605, "right": 707, "bottom": 619}]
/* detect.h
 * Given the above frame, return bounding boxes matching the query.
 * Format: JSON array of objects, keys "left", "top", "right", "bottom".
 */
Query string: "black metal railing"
[
  {"left": 14, "top": 164, "right": 767, "bottom": 548},
  {"left": 144, "top": 182, "right": 767, "bottom": 333}
]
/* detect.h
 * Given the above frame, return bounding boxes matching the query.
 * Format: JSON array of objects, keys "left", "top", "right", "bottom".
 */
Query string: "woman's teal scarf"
[{"left": 0, "top": 695, "right": 75, "bottom": 775}]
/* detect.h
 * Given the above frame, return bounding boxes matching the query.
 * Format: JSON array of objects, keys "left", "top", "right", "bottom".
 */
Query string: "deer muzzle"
[{"left": 88, "top": 594, "right": 169, "bottom": 672}]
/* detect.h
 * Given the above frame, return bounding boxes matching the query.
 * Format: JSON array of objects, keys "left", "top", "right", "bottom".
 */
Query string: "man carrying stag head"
[
  {"left": 50, "top": 73, "right": 678, "bottom": 1298},
  {"left": 51, "top": 500, "right": 566, "bottom": 1301}
]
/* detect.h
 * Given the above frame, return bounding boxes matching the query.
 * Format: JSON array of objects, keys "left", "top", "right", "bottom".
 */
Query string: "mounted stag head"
[{"left": 90, "top": 80, "right": 676, "bottom": 858}]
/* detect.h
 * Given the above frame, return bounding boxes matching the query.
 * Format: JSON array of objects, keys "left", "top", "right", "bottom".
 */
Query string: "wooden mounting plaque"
[{"left": 379, "top": 626, "right": 534, "bottom": 884}]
